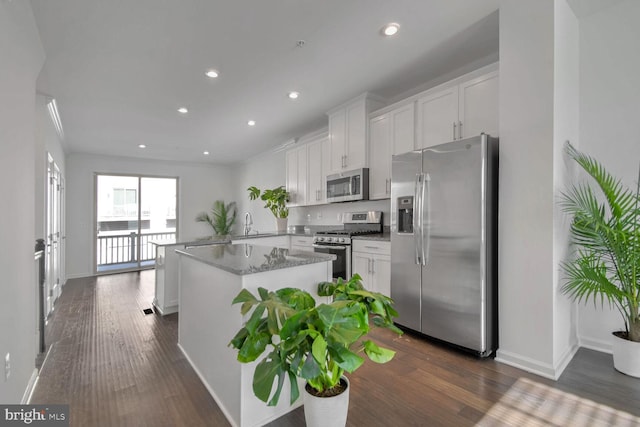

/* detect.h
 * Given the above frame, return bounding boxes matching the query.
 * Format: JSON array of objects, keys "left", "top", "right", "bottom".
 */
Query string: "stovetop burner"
[
  {"left": 315, "top": 229, "right": 380, "bottom": 237},
  {"left": 313, "top": 211, "right": 382, "bottom": 245}
]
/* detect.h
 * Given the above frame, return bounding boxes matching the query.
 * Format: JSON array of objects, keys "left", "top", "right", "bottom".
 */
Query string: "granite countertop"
[
  {"left": 176, "top": 244, "right": 336, "bottom": 276},
  {"left": 149, "top": 236, "right": 230, "bottom": 247},
  {"left": 352, "top": 232, "right": 391, "bottom": 242}
]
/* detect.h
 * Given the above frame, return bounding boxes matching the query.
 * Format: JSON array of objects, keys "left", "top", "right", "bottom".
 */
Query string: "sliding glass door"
[{"left": 95, "top": 174, "right": 177, "bottom": 273}]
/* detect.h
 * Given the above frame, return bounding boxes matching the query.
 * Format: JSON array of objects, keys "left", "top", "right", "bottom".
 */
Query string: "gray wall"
[{"left": 0, "top": 1, "right": 45, "bottom": 403}]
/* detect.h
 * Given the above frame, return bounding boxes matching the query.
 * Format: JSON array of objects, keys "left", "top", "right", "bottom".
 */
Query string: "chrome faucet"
[{"left": 244, "top": 212, "right": 253, "bottom": 236}]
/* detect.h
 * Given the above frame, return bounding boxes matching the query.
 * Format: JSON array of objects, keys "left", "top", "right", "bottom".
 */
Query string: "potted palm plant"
[
  {"left": 195, "top": 200, "right": 236, "bottom": 237},
  {"left": 229, "top": 274, "right": 403, "bottom": 427},
  {"left": 560, "top": 142, "right": 640, "bottom": 377},
  {"left": 247, "top": 186, "right": 289, "bottom": 232}
]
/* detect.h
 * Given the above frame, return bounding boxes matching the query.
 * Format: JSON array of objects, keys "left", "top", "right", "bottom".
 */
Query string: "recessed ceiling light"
[
  {"left": 177, "top": 107, "right": 188, "bottom": 114},
  {"left": 138, "top": 144, "right": 146, "bottom": 148},
  {"left": 205, "top": 69, "right": 219, "bottom": 78},
  {"left": 382, "top": 23, "right": 400, "bottom": 36},
  {"left": 247, "top": 120, "right": 256, "bottom": 126},
  {"left": 203, "top": 151, "right": 210, "bottom": 155},
  {"left": 288, "top": 91, "right": 300, "bottom": 99}
]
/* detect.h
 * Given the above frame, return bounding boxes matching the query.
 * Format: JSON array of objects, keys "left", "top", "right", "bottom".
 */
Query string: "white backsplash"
[{"left": 288, "top": 199, "right": 391, "bottom": 227}]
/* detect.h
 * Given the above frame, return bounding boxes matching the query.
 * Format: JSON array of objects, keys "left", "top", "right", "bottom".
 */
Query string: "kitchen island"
[
  {"left": 176, "top": 244, "right": 334, "bottom": 427},
  {"left": 150, "top": 237, "right": 229, "bottom": 314}
]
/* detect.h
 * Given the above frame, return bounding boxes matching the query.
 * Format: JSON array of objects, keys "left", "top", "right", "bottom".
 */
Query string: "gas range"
[{"left": 312, "top": 211, "right": 383, "bottom": 246}]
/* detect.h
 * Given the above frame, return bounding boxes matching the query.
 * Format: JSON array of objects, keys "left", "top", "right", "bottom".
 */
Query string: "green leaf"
[
  {"left": 232, "top": 288, "right": 258, "bottom": 305},
  {"left": 253, "top": 353, "right": 281, "bottom": 404},
  {"left": 287, "top": 371, "right": 300, "bottom": 405},
  {"left": 331, "top": 345, "right": 364, "bottom": 373},
  {"left": 311, "top": 335, "right": 327, "bottom": 364},
  {"left": 237, "top": 331, "right": 271, "bottom": 363},
  {"left": 363, "top": 340, "right": 396, "bottom": 363},
  {"left": 300, "top": 353, "right": 321, "bottom": 379}
]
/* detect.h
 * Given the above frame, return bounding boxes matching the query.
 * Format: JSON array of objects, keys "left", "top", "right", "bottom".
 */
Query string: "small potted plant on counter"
[
  {"left": 229, "top": 274, "right": 403, "bottom": 427},
  {"left": 560, "top": 142, "right": 640, "bottom": 377},
  {"left": 195, "top": 200, "right": 237, "bottom": 238},
  {"left": 247, "top": 185, "right": 289, "bottom": 232}
]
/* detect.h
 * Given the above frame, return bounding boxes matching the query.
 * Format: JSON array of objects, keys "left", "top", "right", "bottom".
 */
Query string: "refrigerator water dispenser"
[{"left": 397, "top": 196, "right": 414, "bottom": 233}]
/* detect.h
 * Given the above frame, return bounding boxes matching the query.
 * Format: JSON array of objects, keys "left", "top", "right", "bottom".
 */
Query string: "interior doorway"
[
  {"left": 95, "top": 174, "right": 177, "bottom": 274},
  {"left": 45, "top": 154, "right": 62, "bottom": 317}
]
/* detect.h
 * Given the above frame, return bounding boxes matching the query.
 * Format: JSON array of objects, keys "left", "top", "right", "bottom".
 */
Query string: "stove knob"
[
  {"left": 338, "top": 238, "right": 345, "bottom": 243},
  {"left": 327, "top": 237, "right": 333, "bottom": 243},
  {"left": 318, "top": 237, "right": 324, "bottom": 242}
]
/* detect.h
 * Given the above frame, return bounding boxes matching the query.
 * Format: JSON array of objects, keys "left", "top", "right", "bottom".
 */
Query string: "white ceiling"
[{"left": 31, "top": 0, "right": 500, "bottom": 164}]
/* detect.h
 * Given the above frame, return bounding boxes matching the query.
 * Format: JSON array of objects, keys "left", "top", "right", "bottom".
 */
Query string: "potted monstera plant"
[
  {"left": 247, "top": 186, "right": 289, "bottom": 232},
  {"left": 229, "top": 274, "right": 403, "bottom": 427},
  {"left": 561, "top": 142, "right": 640, "bottom": 377}
]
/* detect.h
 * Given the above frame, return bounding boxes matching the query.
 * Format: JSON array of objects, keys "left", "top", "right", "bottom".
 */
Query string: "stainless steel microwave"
[{"left": 326, "top": 168, "right": 369, "bottom": 203}]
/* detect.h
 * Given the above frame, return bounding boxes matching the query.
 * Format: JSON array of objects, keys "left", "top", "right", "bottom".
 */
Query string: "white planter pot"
[
  {"left": 304, "top": 377, "right": 350, "bottom": 427},
  {"left": 275, "top": 217, "right": 288, "bottom": 232},
  {"left": 612, "top": 331, "right": 640, "bottom": 378}
]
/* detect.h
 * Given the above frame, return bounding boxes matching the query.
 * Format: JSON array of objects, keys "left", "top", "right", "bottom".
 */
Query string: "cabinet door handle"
[
  {"left": 371, "top": 259, "right": 375, "bottom": 275},
  {"left": 368, "top": 258, "right": 372, "bottom": 274},
  {"left": 453, "top": 122, "right": 457, "bottom": 140},
  {"left": 459, "top": 121, "right": 463, "bottom": 139}
]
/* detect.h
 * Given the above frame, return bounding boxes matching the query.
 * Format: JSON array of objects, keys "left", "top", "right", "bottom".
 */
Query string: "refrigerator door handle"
[
  {"left": 422, "top": 173, "right": 430, "bottom": 266},
  {"left": 413, "top": 173, "right": 423, "bottom": 265}
]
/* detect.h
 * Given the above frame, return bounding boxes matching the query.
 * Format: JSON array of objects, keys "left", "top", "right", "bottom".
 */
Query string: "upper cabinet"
[
  {"left": 327, "top": 94, "right": 384, "bottom": 173},
  {"left": 306, "top": 135, "right": 329, "bottom": 205},
  {"left": 285, "top": 144, "right": 307, "bottom": 207},
  {"left": 285, "top": 133, "right": 328, "bottom": 208},
  {"left": 416, "top": 70, "right": 498, "bottom": 149},
  {"left": 369, "top": 102, "right": 415, "bottom": 200}
]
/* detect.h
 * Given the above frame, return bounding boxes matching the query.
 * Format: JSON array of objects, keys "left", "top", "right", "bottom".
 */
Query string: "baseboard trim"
[
  {"left": 495, "top": 349, "right": 558, "bottom": 380},
  {"left": 22, "top": 369, "right": 39, "bottom": 404},
  {"left": 579, "top": 335, "right": 612, "bottom": 354},
  {"left": 554, "top": 342, "right": 579, "bottom": 377},
  {"left": 178, "top": 343, "right": 240, "bottom": 427}
]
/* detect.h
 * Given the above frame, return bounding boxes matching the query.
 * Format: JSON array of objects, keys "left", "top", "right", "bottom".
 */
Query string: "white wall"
[
  {"left": 235, "top": 150, "right": 288, "bottom": 233},
  {"left": 496, "top": 0, "right": 558, "bottom": 378},
  {"left": 0, "top": 1, "right": 45, "bottom": 403},
  {"left": 576, "top": 0, "right": 640, "bottom": 352},
  {"left": 65, "top": 154, "right": 236, "bottom": 278},
  {"left": 552, "top": 0, "right": 579, "bottom": 370}
]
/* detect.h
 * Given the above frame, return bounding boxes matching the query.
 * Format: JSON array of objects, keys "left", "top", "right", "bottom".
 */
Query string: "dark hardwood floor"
[{"left": 31, "top": 271, "right": 640, "bottom": 426}]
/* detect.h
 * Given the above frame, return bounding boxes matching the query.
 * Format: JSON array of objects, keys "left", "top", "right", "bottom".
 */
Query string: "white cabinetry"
[
  {"left": 290, "top": 236, "right": 313, "bottom": 252},
  {"left": 352, "top": 240, "right": 390, "bottom": 296},
  {"left": 327, "top": 94, "right": 384, "bottom": 173},
  {"left": 369, "top": 102, "right": 415, "bottom": 199},
  {"left": 285, "top": 145, "right": 308, "bottom": 206},
  {"left": 307, "top": 136, "right": 328, "bottom": 205},
  {"left": 416, "top": 70, "right": 498, "bottom": 149}
]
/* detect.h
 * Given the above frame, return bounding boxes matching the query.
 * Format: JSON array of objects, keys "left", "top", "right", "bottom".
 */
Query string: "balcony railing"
[{"left": 97, "top": 231, "right": 175, "bottom": 268}]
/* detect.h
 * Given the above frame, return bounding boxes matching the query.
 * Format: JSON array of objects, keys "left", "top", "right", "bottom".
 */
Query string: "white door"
[
  {"left": 458, "top": 71, "right": 499, "bottom": 139},
  {"left": 285, "top": 149, "right": 299, "bottom": 206},
  {"left": 369, "top": 114, "right": 390, "bottom": 200},
  {"left": 391, "top": 103, "right": 415, "bottom": 155},
  {"left": 352, "top": 253, "right": 371, "bottom": 288},
  {"left": 45, "top": 155, "right": 61, "bottom": 317},
  {"left": 372, "top": 255, "right": 391, "bottom": 297},
  {"left": 416, "top": 86, "right": 458, "bottom": 149},
  {"left": 328, "top": 109, "right": 346, "bottom": 172},
  {"left": 307, "top": 137, "right": 327, "bottom": 205}
]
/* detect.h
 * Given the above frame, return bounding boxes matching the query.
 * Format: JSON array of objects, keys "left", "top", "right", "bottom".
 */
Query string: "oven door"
[{"left": 313, "top": 243, "right": 351, "bottom": 280}]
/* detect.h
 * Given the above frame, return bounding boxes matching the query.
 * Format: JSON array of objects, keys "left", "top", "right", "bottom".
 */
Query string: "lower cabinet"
[{"left": 352, "top": 240, "right": 390, "bottom": 297}]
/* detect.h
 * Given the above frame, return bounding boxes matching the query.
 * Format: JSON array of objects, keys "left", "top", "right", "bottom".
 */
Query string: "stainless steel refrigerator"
[{"left": 390, "top": 134, "right": 498, "bottom": 357}]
